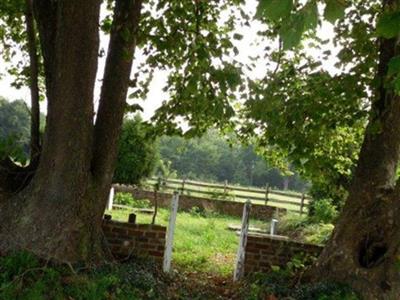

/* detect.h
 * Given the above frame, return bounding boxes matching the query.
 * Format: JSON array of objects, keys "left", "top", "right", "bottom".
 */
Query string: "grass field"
[{"left": 108, "top": 207, "right": 269, "bottom": 275}]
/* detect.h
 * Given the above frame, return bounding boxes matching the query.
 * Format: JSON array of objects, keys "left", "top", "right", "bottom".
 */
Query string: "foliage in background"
[
  {"left": 0, "top": 98, "right": 30, "bottom": 162},
  {"left": 113, "top": 115, "right": 158, "bottom": 185},
  {"left": 0, "top": 97, "right": 45, "bottom": 163}
]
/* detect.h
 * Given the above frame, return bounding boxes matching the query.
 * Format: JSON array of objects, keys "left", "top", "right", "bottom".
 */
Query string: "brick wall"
[
  {"left": 114, "top": 185, "right": 286, "bottom": 220},
  {"left": 102, "top": 219, "right": 166, "bottom": 265},
  {"left": 244, "top": 233, "right": 323, "bottom": 275}
]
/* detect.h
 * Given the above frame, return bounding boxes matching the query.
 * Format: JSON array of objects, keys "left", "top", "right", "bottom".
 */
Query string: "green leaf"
[
  {"left": 125, "top": 103, "right": 143, "bottom": 113},
  {"left": 324, "top": 0, "right": 346, "bottom": 24},
  {"left": 376, "top": 12, "right": 400, "bottom": 39},
  {"left": 256, "top": 0, "right": 293, "bottom": 22},
  {"left": 393, "top": 77, "right": 400, "bottom": 95},
  {"left": 302, "top": 1, "right": 318, "bottom": 30},
  {"left": 233, "top": 33, "right": 243, "bottom": 40},
  {"left": 279, "top": 14, "right": 305, "bottom": 49},
  {"left": 388, "top": 56, "right": 400, "bottom": 77}
]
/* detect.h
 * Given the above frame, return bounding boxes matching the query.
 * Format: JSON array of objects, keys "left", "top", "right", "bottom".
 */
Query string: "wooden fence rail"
[
  {"left": 142, "top": 177, "right": 310, "bottom": 213},
  {"left": 148, "top": 177, "right": 311, "bottom": 200}
]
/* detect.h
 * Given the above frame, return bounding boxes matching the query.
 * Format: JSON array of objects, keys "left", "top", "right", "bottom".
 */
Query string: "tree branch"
[
  {"left": 92, "top": 0, "right": 143, "bottom": 186},
  {"left": 25, "top": 0, "right": 41, "bottom": 162},
  {"left": 32, "top": 0, "right": 57, "bottom": 102}
]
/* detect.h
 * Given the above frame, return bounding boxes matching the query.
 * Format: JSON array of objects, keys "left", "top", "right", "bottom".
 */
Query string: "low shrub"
[
  {"left": 278, "top": 212, "right": 334, "bottom": 245},
  {"left": 114, "top": 192, "right": 151, "bottom": 208},
  {"left": 189, "top": 206, "right": 207, "bottom": 217},
  {"left": 209, "top": 188, "right": 234, "bottom": 201},
  {"left": 278, "top": 213, "right": 308, "bottom": 233},
  {"left": 309, "top": 198, "right": 338, "bottom": 224},
  {"left": 303, "top": 223, "right": 335, "bottom": 245}
]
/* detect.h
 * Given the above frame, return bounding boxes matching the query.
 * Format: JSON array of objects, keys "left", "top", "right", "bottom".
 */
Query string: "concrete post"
[
  {"left": 233, "top": 200, "right": 251, "bottom": 281},
  {"left": 163, "top": 191, "right": 179, "bottom": 273},
  {"left": 107, "top": 187, "right": 114, "bottom": 211}
]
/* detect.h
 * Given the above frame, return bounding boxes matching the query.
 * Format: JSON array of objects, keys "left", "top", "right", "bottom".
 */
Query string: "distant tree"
[
  {"left": 0, "top": 97, "right": 31, "bottom": 160},
  {"left": 113, "top": 115, "right": 158, "bottom": 185},
  {"left": 0, "top": 97, "right": 46, "bottom": 161}
]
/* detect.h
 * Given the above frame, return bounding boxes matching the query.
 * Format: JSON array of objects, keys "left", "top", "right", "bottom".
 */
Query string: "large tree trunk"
[
  {"left": 0, "top": 0, "right": 142, "bottom": 264},
  {"left": 309, "top": 2, "right": 400, "bottom": 298}
]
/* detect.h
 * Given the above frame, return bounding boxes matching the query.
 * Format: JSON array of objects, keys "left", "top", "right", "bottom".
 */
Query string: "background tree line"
[{"left": 155, "top": 131, "right": 307, "bottom": 191}]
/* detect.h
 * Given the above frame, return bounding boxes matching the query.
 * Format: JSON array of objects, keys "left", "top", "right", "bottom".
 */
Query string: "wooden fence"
[{"left": 143, "top": 177, "right": 311, "bottom": 214}]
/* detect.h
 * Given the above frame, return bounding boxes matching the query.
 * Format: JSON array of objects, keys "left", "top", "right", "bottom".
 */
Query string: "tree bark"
[{"left": 309, "top": 1, "right": 400, "bottom": 298}]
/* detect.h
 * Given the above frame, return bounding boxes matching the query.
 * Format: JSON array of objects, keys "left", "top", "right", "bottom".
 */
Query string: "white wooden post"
[
  {"left": 163, "top": 191, "right": 179, "bottom": 273},
  {"left": 107, "top": 187, "right": 114, "bottom": 211},
  {"left": 233, "top": 200, "right": 251, "bottom": 281}
]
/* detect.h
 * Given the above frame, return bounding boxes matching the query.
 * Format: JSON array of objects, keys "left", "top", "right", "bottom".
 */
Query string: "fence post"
[
  {"left": 224, "top": 180, "right": 228, "bottom": 194},
  {"left": 163, "top": 191, "right": 179, "bottom": 273},
  {"left": 161, "top": 176, "right": 166, "bottom": 191},
  {"left": 233, "top": 200, "right": 251, "bottom": 282},
  {"left": 300, "top": 193, "right": 305, "bottom": 215},
  {"left": 152, "top": 188, "right": 158, "bottom": 225},
  {"left": 181, "top": 177, "right": 186, "bottom": 194},
  {"left": 264, "top": 183, "right": 269, "bottom": 205},
  {"left": 107, "top": 187, "right": 114, "bottom": 211}
]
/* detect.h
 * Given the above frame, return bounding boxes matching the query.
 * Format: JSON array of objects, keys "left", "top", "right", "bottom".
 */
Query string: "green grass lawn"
[{"left": 108, "top": 207, "right": 269, "bottom": 276}]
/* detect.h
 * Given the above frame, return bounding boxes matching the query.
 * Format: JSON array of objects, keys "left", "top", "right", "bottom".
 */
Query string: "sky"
[{"left": 0, "top": 0, "right": 338, "bottom": 121}]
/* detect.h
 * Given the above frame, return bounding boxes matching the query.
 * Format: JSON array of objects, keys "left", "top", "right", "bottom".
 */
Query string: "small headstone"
[{"left": 128, "top": 213, "right": 136, "bottom": 224}]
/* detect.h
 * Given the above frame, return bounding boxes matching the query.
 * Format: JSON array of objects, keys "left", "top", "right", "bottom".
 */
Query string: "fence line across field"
[
  {"left": 150, "top": 177, "right": 311, "bottom": 200},
  {"left": 145, "top": 177, "right": 310, "bottom": 213}
]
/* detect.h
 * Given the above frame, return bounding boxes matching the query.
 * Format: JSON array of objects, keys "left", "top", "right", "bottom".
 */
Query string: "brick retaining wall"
[
  {"left": 114, "top": 185, "right": 286, "bottom": 219},
  {"left": 244, "top": 233, "right": 323, "bottom": 275},
  {"left": 102, "top": 219, "right": 166, "bottom": 265}
]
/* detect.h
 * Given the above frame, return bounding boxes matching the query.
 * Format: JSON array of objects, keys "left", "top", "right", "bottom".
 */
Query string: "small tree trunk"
[{"left": 92, "top": 0, "right": 143, "bottom": 219}]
